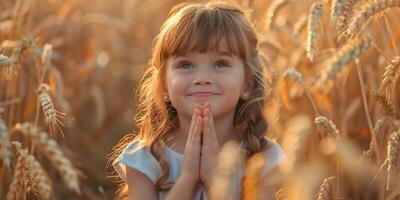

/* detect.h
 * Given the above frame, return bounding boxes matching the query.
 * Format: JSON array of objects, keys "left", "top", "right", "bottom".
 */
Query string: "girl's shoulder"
[
  {"left": 113, "top": 139, "right": 163, "bottom": 184},
  {"left": 261, "top": 138, "right": 287, "bottom": 176}
]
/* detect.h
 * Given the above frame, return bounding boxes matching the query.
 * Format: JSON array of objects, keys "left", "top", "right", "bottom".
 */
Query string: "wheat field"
[{"left": 1, "top": 0, "right": 400, "bottom": 199}]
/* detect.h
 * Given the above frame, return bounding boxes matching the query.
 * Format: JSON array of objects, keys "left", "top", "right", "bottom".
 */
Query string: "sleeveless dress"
[{"left": 113, "top": 139, "right": 286, "bottom": 199}]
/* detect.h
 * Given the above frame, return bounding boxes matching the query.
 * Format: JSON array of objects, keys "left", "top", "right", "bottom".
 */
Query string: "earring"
[
  {"left": 241, "top": 92, "right": 249, "bottom": 100},
  {"left": 164, "top": 95, "right": 170, "bottom": 102}
]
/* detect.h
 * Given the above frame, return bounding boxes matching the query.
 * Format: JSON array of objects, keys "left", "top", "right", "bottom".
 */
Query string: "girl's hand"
[
  {"left": 180, "top": 104, "right": 202, "bottom": 186},
  {"left": 199, "top": 103, "right": 220, "bottom": 190}
]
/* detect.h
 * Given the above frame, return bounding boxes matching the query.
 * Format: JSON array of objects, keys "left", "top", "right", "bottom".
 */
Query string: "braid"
[
  {"left": 235, "top": 49, "right": 272, "bottom": 158},
  {"left": 237, "top": 99, "right": 269, "bottom": 158}
]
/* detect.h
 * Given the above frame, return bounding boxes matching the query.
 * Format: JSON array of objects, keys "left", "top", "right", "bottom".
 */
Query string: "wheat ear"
[
  {"left": 6, "top": 142, "right": 25, "bottom": 200},
  {"left": 37, "top": 83, "right": 66, "bottom": 136},
  {"left": 320, "top": 36, "right": 372, "bottom": 84},
  {"left": 386, "top": 130, "right": 400, "bottom": 191},
  {"left": 371, "top": 90, "right": 396, "bottom": 117},
  {"left": 11, "top": 142, "right": 40, "bottom": 198},
  {"left": 314, "top": 116, "right": 340, "bottom": 138},
  {"left": 25, "top": 152, "right": 53, "bottom": 199},
  {"left": 331, "top": 0, "right": 345, "bottom": 22},
  {"left": 14, "top": 123, "right": 81, "bottom": 194},
  {"left": 266, "top": 0, "right": 289, "bottom": 29},
  {"left": 346, "top": 0, "right": 400, "bottom": 36},
  {"left": 316, "top": 176, "right": 336, "bottom": 200},
  {"left": 306, "top": 0, "right": 323, "bottom": 61},
  {"left": 0, "top": 118, "right": 12, "bottom": 169},
  {"left": 380, "top": 56, "right": 400, "bottom": 102}
]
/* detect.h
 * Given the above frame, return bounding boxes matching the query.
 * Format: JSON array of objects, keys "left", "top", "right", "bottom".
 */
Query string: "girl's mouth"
[{"left": 189, "top": 92, "right": 219, "bottom": 97}]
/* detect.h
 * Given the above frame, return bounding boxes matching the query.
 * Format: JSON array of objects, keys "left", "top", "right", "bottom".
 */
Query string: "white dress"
[{"left": 113, "top": 139, "right": 286, "bottom": 200}]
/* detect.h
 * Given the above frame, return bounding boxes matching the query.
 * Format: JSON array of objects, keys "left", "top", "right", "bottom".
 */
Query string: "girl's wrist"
[{"left": 178, "top": 172, "right": 198, "bottom": 189}]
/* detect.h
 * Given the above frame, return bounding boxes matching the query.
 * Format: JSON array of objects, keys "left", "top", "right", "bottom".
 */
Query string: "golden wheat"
[
  {"left": 380, "top": 56, "right": 400, "bottom": 102},
  {"left": 0, "top": 118, "right": 12, "bottom": 169},
  {"left": 11, "top": 142, "right": 40, "bottom": 199},
  {"left": 316, "top": 176, "right": 336, "bottom": 200},
  {"left": 306, "top": 0, "right": 323, "bottom": 61},
  {"left": 6, "top": 142, "right": 25, "bottom": 200},
  {"left": 371, "top": 90, "right": 396, "bottom": 117},
  {"left": 386, "top": 129, "right": 400, "bottom": 190},
  {"left": 265, "top": 0, "right": 289, "bottom": 29},
  {"left": 314, "top": 116, "right": 340, "bottom": 138},
  {"left": 25, "top": 154, "right": 53, "bottom": 199},
  {"left": 331, "top": 0, "right": 345, "bottom": 22},
  {"left": 37, "top": 83, "right": 66, "bottom": 136},
  {"left": 14, "top": 123, "right": 81, "bottom": 194},
  {"left": 347, "top": 0, "right": 400, "bottom": 36},
  {"left": 319, "top": 35, "right": 373, "bottom": 84},
  {"left": 336, "top": 0, "right": 358, "bottom": 36}
]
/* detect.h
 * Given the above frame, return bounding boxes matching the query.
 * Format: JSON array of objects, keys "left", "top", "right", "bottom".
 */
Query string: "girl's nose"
[
  {"left": 194, "top": 77, "right": 211, "bottom": 85},
  {"left": 194, "top": 70, "right": 212, "bottom": 85}
]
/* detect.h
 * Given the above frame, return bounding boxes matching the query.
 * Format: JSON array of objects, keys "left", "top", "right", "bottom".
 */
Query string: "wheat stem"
[{"left": 355, "top": 59, "right": 382, "bottom": 164}]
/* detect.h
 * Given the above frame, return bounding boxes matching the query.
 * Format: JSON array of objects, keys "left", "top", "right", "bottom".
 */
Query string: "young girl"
[{"left": 111, "top": 1, "right": 286, "bottom": 199}]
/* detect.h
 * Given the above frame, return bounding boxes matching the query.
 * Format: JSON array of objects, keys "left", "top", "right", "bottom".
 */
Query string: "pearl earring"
[
  {"left": 242, "top": 92, "right": 249, "bottom": 100},
  {"left": 164, "top": 95, "right": 169, "bottom": 102}
]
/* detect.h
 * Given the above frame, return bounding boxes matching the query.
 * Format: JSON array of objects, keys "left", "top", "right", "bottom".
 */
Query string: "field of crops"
[{"left": 1, "top": 0, "right": 400, "bottom": 199}]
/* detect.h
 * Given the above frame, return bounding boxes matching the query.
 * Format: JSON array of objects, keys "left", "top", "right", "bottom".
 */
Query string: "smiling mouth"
[{"left": 189, "top": 92, "right": 219, "bottom": 97}]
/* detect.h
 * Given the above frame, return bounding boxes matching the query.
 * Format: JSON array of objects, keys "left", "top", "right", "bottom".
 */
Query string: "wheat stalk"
[
  {"left": 346, "top": 0, "right": 400, "bottom": 36},
  {"left": 0, "top": 118, "right": 12, "bottom": 169},
  {"left": 275, "top": 189, "right": 287, "bottom": 200},
  {"left": 37, "top": 83, "right": 66, "bottom": 136},
  {"left": 362, "top": 117, "right": 394, "bottom": 161},
  {"left": 379, "top": 56, "right": 400, "bottom": 102},
  {"left": 6, "top": 143, "right": 25, "bottom": 200},
  {"left": 314, "top": 116, "right": 340, "bottom": 138},
  {"left": 371, "top": 90, "right": 396, "bottom": 117},
  {"left": 331, "top": 0, "right": 345, "bottom": 22},
  {"left": 265, "top": 0, "right": 289, "bottom": 29},
  {"left": 306, "top": 0, "right": 323, "bottom": 61},
  {"left": 1, "top": 36, "right": 34, "bottom": 79},
  {"left": 11, "top": 142, "right": 40, "bottom": 199},
  {"left": 336, "top": 0, "right": 358, "bottom": 37},
  {"left": 25, "top": 152, "right": 53, "bottom": 199},
  {"left": 386, "top": 130, "right": 400, "bottom": 191},
  {"left": 319, "top": 35, "right": 373, "bottom": 85},
  {"left": 316, "top": 176, "right": 336, "bottom": 200},
  {"left": 13, "top": 123, "right": 81, "bottom": 194}
]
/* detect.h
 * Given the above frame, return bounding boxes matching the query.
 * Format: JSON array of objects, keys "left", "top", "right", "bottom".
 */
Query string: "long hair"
[{"left": 108, "top": 0, "right": 272, "bottom": 197}]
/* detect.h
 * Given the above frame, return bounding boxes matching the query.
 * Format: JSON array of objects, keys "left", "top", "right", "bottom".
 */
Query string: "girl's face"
[{"left": 164, "top": 40, "right": 247, "bottom": 119}]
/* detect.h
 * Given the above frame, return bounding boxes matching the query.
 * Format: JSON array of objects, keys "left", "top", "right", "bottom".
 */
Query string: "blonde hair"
[{"left": 108, "top": 0, "right": 272, "bottom": 196}]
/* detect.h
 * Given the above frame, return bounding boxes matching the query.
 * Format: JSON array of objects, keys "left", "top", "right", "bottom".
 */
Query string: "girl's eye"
[
  {"left": 214, "top": 61, "right": 230, "bottom": 68},
  {"left": 177, "top": 62, "right": 193, "bottom": 69}
]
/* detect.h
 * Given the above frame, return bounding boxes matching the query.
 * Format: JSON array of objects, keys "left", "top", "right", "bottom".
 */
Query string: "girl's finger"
[
  {"left": 187, "top": 107, "right": 199, "bottom": 144},
  {"left": 205, "top": 104, "right": 217, "bottom": 142},
  {"left": 192, "top": 116, "right": 202, "bottom": 146}
]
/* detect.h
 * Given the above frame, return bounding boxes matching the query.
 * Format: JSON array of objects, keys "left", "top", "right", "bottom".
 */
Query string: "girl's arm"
[
  {"left": 126, "top": 167, "right": 159, "bottom": 200},
  {"left": 165, "top": 173, "right": 197, "bottom": 200}
]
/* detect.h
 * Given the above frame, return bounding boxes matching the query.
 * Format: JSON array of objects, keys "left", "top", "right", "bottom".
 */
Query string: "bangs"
[{"left": 161, "top": 5, "right": 250, "bottom": 59}]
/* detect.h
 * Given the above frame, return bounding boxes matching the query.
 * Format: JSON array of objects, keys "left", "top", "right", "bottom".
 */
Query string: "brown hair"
[{"left": 108, "top": 0, "right": 272, "bottom": 197}]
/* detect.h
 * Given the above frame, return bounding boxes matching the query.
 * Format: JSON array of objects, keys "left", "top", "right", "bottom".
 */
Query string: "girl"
[{"left": 111, "top": 1, "right": 286, "bottom": 199}]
